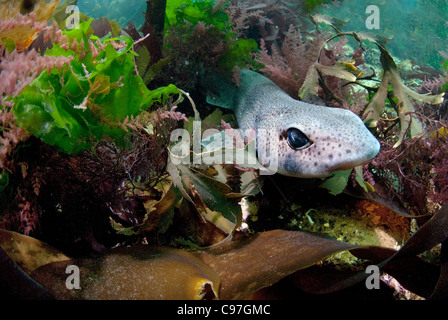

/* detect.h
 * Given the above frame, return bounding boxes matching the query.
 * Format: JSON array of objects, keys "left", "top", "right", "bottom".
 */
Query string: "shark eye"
[{"left": 287, "top": 128, "right": 311, "bottom": 150}]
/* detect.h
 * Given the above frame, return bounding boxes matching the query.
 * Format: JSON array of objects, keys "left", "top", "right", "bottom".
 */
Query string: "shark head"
[
  {"left": 203, "top": 69, "right": 380, "bottom": 178},
  {"left": 255, "top": 102, "right": 380, "bottom": 178}
]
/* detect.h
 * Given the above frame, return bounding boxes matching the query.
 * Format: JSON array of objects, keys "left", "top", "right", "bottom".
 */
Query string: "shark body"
[{"left": 205, "top": 70, "right": 380, "bottom": 178}]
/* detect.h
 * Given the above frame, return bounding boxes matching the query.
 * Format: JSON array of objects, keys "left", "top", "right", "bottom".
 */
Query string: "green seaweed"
[
  {"left": 219, "top": 38, "right": 260, "bottom": 71},
  {"left": 12, "top": 20, "right": 179, "bottom": 154},
  {"left": 166, "top": 0, "right": 229, "bottom": 31},
  {"left": 165, "top": 0, "right": 260, "bottom": 71}
]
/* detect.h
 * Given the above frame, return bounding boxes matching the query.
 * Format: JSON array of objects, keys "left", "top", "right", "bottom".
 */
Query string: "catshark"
[{"left": 204, "top": 69, "right": 380, "bottom": 178}]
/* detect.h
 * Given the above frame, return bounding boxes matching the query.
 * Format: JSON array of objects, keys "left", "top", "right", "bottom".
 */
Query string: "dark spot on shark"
[{"left": 284, "top": 154, "right": 302, "bottom": 173}]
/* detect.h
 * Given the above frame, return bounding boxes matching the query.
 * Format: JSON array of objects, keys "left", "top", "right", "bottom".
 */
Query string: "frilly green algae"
[{"left": 12, "top": 19, "right": 179, "bottom": 154}]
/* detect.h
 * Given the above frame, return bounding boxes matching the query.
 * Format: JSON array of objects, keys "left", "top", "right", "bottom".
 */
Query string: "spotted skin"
[{"left": 206, "top": 70, "right": 380, "bottom": 178}]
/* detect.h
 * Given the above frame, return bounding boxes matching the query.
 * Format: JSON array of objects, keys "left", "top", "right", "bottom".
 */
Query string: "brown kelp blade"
[
  {"left": 0, "top": 245, "right": 53, "bottom": 299},
  {"left": 3, "top": 203, "right": 448, "bottom": 300},
  {"left": 30, "top": 246, "right": 221, "bottom": 300},
  {"left": 196, "top": 229, "right": 360, "bottom": 300}
]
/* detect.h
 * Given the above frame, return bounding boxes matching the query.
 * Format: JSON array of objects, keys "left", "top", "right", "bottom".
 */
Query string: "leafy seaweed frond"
[{"left": 12, "top": 19, "right": 179, "bottom": 154}]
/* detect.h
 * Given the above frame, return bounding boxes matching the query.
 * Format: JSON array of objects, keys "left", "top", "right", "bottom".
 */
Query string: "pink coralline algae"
[
  {"left": 0, "top": 48, "right": 73, "bottom": 101},
  {"left": 257, "top": 25, "right": 327, "bottom": 98},
  {"left": 159, "top": 106, "right": 189, "bottom": 123},
  {"left": 0, "top": 16, "right": 73, "bottom": 171},
  {"left": 0, "top": 15, "right": 74, "bottom": 104}
]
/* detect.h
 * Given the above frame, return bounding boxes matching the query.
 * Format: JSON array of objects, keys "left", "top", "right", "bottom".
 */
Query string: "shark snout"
[
  {"left": 364, "top": 135, "right": 381, "bottom": 160},
  {"left": 326, "top": 113, "right": 380, "bottom": 172},
  {"left": 277, "top": 106, "right": 381, "bottom": 178}
]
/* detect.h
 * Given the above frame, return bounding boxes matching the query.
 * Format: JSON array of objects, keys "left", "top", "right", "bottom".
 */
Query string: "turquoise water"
[
  {"left": 318, "top": 0, "right": 448, "bottom": 69},
  {"left": 77, "top": 0, "right": 146, "bottom": 28}
]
